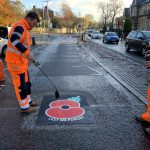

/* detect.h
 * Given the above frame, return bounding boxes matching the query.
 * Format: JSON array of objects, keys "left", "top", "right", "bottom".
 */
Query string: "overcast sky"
[{"left": 22, "top": 0, "right": 133, "bottom": 21}]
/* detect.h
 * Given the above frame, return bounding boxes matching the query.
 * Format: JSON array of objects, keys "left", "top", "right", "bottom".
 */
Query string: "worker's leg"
[
  {"left": 11, "top": 71, "right": 30, "bottom": 110},
  {"left": 7, "top": 63, "right": 36, "bottom": 112},
  {"left": 25, "top": 70, "right": 31, "bottom": 103},
  {"left": 25, "top": 70, "right": 38, "bottom": 106}
]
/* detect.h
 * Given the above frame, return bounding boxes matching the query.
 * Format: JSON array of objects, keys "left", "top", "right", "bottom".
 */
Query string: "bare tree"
[
  {"left": 98, "top": 1, "right": 112, "bottom": 32},
  {"left": 109, "top": 0, "right": 123, "bottom": 30},
  {"left": 98, "top": 0, "right": 123, "bottom": 32},
  {"left": 60, "top": 2, "right": 75, "bottom": 33},
  {"left": 83, "top": 14, "right": 94, "bottom": 29}
]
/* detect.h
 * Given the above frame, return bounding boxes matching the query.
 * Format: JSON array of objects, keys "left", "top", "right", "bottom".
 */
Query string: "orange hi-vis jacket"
[
  {"left": 5, "top": 19, "right": 31, "bottom": 73},
  {"left": 5, "top": 19, "right": 32, "bottom": 110}
]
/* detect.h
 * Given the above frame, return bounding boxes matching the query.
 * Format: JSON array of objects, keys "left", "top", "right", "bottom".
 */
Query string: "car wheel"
[
  {"left": 125, "top": 43, "right": 130, "bottom": 52},
  {"left": 1, "top": 45, "right": 7, "bottom": 57},
  {"left": 141, "top": 47, "right": 147, "bottom": 56},
  {"left": 103, "top": 40, "right": 105, "bottom": 43},
  {"left": 116, "top": 41, "right": 119, "bottom": 44}
]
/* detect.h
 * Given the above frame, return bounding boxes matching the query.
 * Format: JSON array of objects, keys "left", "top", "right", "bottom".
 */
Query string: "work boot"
[
  {"left": 21, "top": 107, "right": 36, "bottom": 113},
  {"left": 136, "top": 116, "right": 149, "bottom": 123},
  {"left": 145, "top": 127, "right": 150, "bottom": 134},
  {"left": 30, "top": 101, "right": 38, "bottom": 107}
]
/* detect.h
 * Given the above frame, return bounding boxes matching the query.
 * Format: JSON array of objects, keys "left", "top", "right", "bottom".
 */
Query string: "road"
[
  {"left": 0, "top": 34, "right": 150, "bottom": 150},
  {"left": 87, "top": 35, "right": 145, "bottom": 65}
]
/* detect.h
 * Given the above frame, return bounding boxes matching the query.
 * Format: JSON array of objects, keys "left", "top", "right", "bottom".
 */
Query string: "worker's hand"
[
  {"left": 145, "top": 61, "right": 150, "bottom": 69},
  {"left": 145, "top": 50, "right": 150, "bottom": 68},
  {"left": 27, "top": 53, "right": 33, "bottom": 60}
]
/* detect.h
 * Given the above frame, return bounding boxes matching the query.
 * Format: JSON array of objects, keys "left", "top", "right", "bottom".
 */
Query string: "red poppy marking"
[
  {"left": 50, "top": 100, "right": 80, "bottom": 107},
  {"left": 45, "top": 99, "right": 85, "bottom": 119}
]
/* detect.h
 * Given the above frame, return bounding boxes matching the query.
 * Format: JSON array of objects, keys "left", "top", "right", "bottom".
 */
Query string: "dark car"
[
  {"left": 125, "top": 30, "right": 150, "bottom": 55},
  {"left": 103, "top": 32, "right": 119, "bottom": 44}
]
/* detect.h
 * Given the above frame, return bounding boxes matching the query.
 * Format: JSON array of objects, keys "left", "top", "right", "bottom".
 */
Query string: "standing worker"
[{"left": 5, "top": 12, "right": 40, "bottom": 113}]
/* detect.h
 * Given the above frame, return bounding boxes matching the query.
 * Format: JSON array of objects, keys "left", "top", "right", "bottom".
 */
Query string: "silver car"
[{"left": 91, "top": 31, "right": 101, "bottom": 39}]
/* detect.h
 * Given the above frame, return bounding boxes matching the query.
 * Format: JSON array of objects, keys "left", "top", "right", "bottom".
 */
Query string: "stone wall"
[{"left": 31, "top": 28, "right": 78, "bottom": 34}]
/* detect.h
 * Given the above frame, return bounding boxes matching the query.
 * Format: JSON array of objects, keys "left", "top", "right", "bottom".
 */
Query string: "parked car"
[
  {"left": 88, "top": 30, "right": 94, "bottom": 37},
  {"left": 103, "top": 32, "right": 119, "bottom": 44},
  {"left": 0, "top": 37, "right": 7, "bottom": 57},
  {"left": 125, "top": 30, "right": 150, "bottom": 55},
  {"left": 91, "top": 31, "right": 101, "bottom": 39}
]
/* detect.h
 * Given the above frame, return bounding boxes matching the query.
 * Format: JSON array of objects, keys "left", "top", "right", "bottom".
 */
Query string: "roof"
[{"left": 132, "top": 0, "right": 150, "bottom": 6}]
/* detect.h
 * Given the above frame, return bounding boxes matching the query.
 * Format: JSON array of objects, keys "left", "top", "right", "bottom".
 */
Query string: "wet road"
[
  {"left": 88, "top": 35, "right": 145, "bottom": 65},
  {"left": 0, "top": 34, "right": 150, "bottom": 150}
]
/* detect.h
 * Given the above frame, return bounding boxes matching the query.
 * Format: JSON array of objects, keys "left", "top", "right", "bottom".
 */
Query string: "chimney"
[
  {"left": 33, "top": 5, "right": 36, "bottom": 10},
  {"left": 45, "top": 6, "right": 47, "bottom": 11}
]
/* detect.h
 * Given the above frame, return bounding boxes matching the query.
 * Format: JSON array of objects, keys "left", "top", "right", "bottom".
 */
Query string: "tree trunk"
[{"left": 111, "top": 14, "right": 115, "bottom": 31}]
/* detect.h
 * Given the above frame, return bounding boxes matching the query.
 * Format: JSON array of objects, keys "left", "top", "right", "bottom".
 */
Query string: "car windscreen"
[
  {"left": 143, "top": 31, "right": 150, "bottom": 39},
  {"left": 107, "top": 32, "right": 117, "bottom": 36},
  {"left": 94, "top": 32, "right": 99, "bottom": 34}
]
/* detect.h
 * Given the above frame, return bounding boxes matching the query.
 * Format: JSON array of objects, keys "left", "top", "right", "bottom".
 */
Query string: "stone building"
[
  {"left": 130, "top": 0, "right": 150, "bottom": 30},
  {"left": 32, "top": 6, "right": 54, "bottom": 21}
]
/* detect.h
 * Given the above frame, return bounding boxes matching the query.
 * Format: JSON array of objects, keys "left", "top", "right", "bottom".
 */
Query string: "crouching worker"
[
  {"left": 136, "top": 46, "right": 150, "bottom": 131},
  {"left": 5, "top": 12, "right": 40, "bottom": 113}
]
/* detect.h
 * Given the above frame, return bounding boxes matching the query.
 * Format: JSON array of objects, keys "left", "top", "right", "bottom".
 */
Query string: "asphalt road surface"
[{"left": 0, "top": 34, "right": 150, "bottom": 150}]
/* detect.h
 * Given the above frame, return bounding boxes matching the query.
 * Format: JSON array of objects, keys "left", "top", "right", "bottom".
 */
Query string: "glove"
[
  {"left": 27, "top": 53, "right": 33, "bottom": 60},
  {"left": 145, "top": 50, "right": 150, "bottom": 69}
]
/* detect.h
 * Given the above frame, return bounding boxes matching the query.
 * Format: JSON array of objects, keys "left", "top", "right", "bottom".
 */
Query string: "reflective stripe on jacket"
[{"left": 5, "top": 19, "right": 31, "bottom": 65}]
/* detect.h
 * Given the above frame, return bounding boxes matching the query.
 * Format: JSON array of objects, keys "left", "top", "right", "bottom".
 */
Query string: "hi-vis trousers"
[
  {"left": 141, "top": 86, "right": 150, "bottom": 123},
  {"left": 7, "top": 63, "right": 32, "bottom": 110}
]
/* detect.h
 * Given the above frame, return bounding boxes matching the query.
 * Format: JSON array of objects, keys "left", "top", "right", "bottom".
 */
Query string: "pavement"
[
  {"left": 0, "top": 34, "right": 150, "bottom": 150},
  {"left": 83, "top": 35, "right": 149, "bottom": 104}
]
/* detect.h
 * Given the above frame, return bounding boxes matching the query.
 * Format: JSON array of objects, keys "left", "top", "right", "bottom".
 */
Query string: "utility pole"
[
  {"left": 42, "top": 0, "right": 51, "bottom": 27},
  {"left": 42, "top": 5, "right": 45, "bottom": 30},
  {"left": 42, "top": 0, "right": 51, "bottom": 36}
]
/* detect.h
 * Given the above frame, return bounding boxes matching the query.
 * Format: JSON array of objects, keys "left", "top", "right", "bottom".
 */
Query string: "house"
[
  {"left": 130, "top": 0, "right": 150, "bottom": 30},
  {"left": 114, "top": 8, "right": 130, "bottom": 31},
  {"left": 32, "top": 6, "right": 54, "bottom": 21}
]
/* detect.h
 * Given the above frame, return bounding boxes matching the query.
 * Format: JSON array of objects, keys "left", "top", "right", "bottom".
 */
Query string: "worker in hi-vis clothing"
[
  {"left": 136, "top": 47, "right": 150, "bottom": 126},
  {"left": 5, "top": 12, "right": 40, "bottom": 113}
]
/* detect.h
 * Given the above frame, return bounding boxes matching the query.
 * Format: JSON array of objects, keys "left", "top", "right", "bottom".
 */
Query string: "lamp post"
[
  {"left": 122, "top": 19, "right": 125, "bottom": 31},
  {"left": 42, "top": 5, "right": 45, "bottom": 30},
  {"left": 122, "top": 19, "right": 125, "bottom": 40}
]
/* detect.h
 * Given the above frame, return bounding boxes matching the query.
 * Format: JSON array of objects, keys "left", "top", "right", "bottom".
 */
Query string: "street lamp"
[
  {"left": 122, "top": 19, "right": 125, "bottom": 40},
  {"left": 122, "top": 19, "right": 125, "bottom": 30}
]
